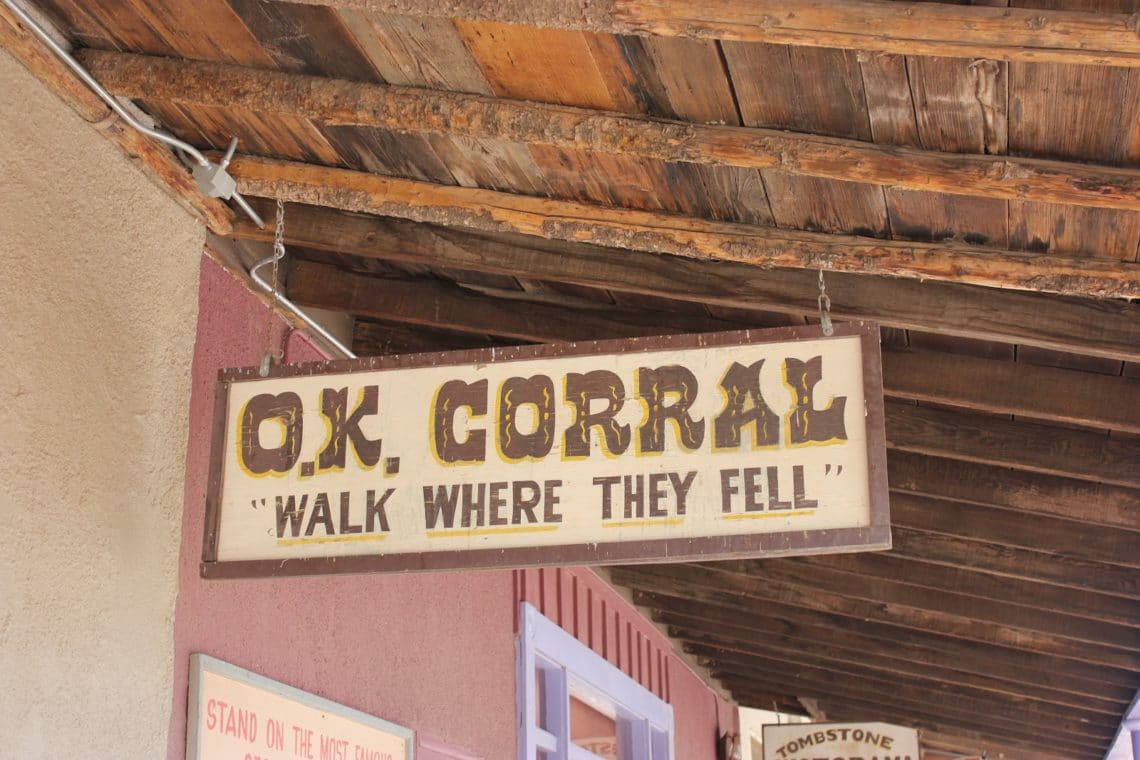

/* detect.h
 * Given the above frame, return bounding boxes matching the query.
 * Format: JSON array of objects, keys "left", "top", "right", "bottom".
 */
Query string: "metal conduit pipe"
[
  {"left": 249, "top": 254, "right": 357, "bottom": 360},
  {"left": 9, "top": 0, "right": 355, "bottom": 360},
  {"left": 2, "top": 0, "right": 265, "bottom": 228}
]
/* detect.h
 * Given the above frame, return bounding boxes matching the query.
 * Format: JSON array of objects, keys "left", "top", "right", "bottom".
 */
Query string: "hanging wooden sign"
[
  {"left": 202, "top": 323, "right": 889, "bottom": 578},
  {"left": 762, "top": 721, "right": 920, "bottom": 760}
]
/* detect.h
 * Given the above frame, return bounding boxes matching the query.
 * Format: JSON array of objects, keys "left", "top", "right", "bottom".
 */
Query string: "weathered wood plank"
[
  {"left": 890, "top": 492, "right": 1139, "bottom": 567},
  {"left": 700, "top": 651, "right": 1118, "bottom": 735},
  {"left": 656, "top": 610, "right": 1135, "bottom": 711},
  {"left": 610, "top": 565, "right": 1140, "bottom": 669},
  {"left": 889, "top": 526, "right": 1139, "bottom": 598},
  {"left": 282, "top": 0, "right": 1140, "bottom": 67},
  {"left": 882, "top": 348, "right": 1140, "bottom": 433},
  {"left": 230, "top": 203, "right": 1140, "bottom": 360},
  {"left": 81, "top": 51, "right": 1140, "bottom": 212},
  {"left": 632, "top": 590, "right": 1138, "bottom": 691},
  {"left": 287, "top": 250, "right": 1140, "bottom": 444},
  {"left": 221, "top": 155, "right": 1140, "bottom": 299},
  {"left": 915, "top": 729, "right": 1076, "bottom": 760},
  {"left": 792, "top": 551, "right": 1140, "bottom": 627},
  {"left": 706, "top": 559, "right": 1138, "bottom": 647},
  {"left": 353, "top": 318, "right": 509, "bottom": 355},
  {"left": 286, "top": 258, "right": 739, "bottom": 341},
  {"left": 886, "top": 400, "right": 1140, "bottom": 487},
  {"left": 0, "top": 6, "right": 233, "bottom": 233},
  {"left": 887, "top": 450, "right": 1140, "bottom": 529}
]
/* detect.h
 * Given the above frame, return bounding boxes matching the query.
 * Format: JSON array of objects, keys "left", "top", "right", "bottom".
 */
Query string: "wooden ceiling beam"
[
  {"left": 82, "top": 49, "right": 1140, "bottom": 212},
  {"left": 889, "top": 526, "right": 1137, "bottom": 599},
  {"left": 287, "top": 259, "right": 737, "bottom": 342},
  {"left": 285, "top": 260, "right": 1140, "bottom": 485},
  {"left": 353, "top": 319, "right": 509, "bottom": 355},
  {"left": 882, "top": 349, "right": 1140, "bottom": 435},
  {"left": 230, "top": 204, "right": 1140, "bottom": 361},
  {"left": 226, "top": 155, "right": 1140, "bottom": 300},
  {"left": 0, "top": 8, "right": 233, "bottom": 233},
  {"left": 292, "top": 256, "right": 1140, "bottom": 435},
  {"left": 610, "top": 565, "right": 1140, "bottom": 670},
  {"left": 703, "top": 558, "right": 1136, "bottom": 649},
  {"left": 279, "top": 0, "right": 1140, "bottom": 68},
  {"left": 888, "top": 492, "right": 1136, "bottom": 567},
  {"left": 887, "top": 451, "right": 1140, "bottom": 531},
  {"left": 788, "top": 553, "right": 1138, "bottom": 628},
  {"left": 291, "top": 262, "right": 1140, "bottom": 448},
  {"left": 699, "top": 653, "right": 1117, "bottom": 736},
  {"left": 724, "top": 677, "right": 1105, "bottom": 758},
  {"left": 631, "top": 591, "right": 1137, "bottom": 692},
  {"left": 663, "top": 616, "right": 1130, "bottom": 713},
  {"left": 915, "top": 729, "right": 1076, "bottom": 760},
  {"left": 886, "top": 401, "right": 1140, "bottom": 489}
]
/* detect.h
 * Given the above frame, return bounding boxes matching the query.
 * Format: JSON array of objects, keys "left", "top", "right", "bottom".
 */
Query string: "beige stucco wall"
[{"left": 0, "top": 49, "right": 204, "bottom": 757}]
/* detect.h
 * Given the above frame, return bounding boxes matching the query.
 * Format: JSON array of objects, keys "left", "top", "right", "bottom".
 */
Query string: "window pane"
[
  {"left": 534, "top": 667, "right": 548, "bottom": 730},
  {"left": 571, "top": 695, "right": 618, "bottom": 759}
]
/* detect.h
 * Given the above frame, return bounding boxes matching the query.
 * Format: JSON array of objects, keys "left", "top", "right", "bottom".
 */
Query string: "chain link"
[
  {"left": 817, "top": 268, "right": 834, "bottom": 336},
  {"left": 259, "top": 199, "right": 287, "bottom": 376}
]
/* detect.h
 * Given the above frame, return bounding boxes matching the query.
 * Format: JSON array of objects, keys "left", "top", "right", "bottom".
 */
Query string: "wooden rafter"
[
  {"left": 230, "top": 204, "right": 1140, "bottom": 361},
  {"left": 281, "top": 0, "right": 1140, "bottom": 68},
  {"left": 285, "top": 260, "right": 1140, "bottom": 441},
  {"left": 793, "top": 552, "right": 1138, "bottom": 628},
  {"left": 82, "top": 50, "right": 1140, "bottom": 212},
  {"left": 632, "top": 591, "right": 1135, "bottom": 693},
  {"left": 889, "top": 526, "right": 1136, "bottom": 599},
  {"left": 611, "top": 563, "right": 1140, "bottom": 670},
  {"left": 0, "top": 8, "right": 233, "bottom": 233},
  {"left": 887, "top": 452, "right": 1140, "bottom": 531},
  {"left": 225, "top": 156, "right": 1140, "bottom": 299},
  {"left": 675, "top": 613, "right": 1130, "bottom": 712},
  {"left": 886, "top": 401, "right": 1140, "bottom": 489}
]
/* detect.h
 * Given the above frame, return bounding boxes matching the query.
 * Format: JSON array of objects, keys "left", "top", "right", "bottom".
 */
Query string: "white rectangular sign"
[
  {"left": 202, "top": 324, "right": 889, "bottom": 577},
  {"left": 762, "top": 721, "right": 920, "bottom": 760},
  {"left": 187, "top": 654, "right": 413, "bottom": 760}
]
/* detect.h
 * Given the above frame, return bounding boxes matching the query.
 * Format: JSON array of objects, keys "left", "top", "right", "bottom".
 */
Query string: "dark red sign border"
[{"left": 201, "top": 322, "right": 889, "bottom": 579}]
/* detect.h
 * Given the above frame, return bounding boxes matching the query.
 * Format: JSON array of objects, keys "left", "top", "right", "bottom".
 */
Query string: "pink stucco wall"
[{"left": 168, "top": 254, "right": 734, "bottom": 759}]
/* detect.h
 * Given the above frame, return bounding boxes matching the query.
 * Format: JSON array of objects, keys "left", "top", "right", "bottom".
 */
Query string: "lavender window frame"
[{"left": 517, "top": 602, "right": 674, "bottom": 760}]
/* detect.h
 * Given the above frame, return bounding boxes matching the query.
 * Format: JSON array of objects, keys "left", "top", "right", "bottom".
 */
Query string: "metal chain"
[
  {"left": 817, "top": 268, "right": 834, "bottom": 336},
  {"left": 259, "top": 199, "right": 287, "bottom": 376}
]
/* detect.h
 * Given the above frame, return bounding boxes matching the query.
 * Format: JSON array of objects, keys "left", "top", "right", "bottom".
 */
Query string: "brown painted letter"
[
  {"left": 240, "top": 392, "right": 303, "bottom": 475},
  {"left": 714, "top": 361, "right": 781, "bottom": 449},
  {"left": 432, "top": 379, "right": 488, "bottom": 464},
  {"left": 564, "top": 370, "right": 631, "bottom": 458},
  {"left": 784, "top": 357, "right": 847, "bottom": 445},
  {"left": 497, "top": 375, "right": 556, "bottom": 461},
  {"left": 637, "top": 365, "right": 704, "bottom": 453},
  {"left": 318, "top": 386, "right": 383, "bottom": 470}
]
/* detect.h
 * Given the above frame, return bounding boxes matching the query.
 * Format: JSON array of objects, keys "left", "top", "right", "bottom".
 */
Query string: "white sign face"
[
  {"left": 203, "top": 324, "right": 889, "bottom": 576},
  {"left": 187, "top": 654, "right": 413, "bottom": 760},
  {"left": 762, "top": 722, "right": 920, "bottom": 760}
]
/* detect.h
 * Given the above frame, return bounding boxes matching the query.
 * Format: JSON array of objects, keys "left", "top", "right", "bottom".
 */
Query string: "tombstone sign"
[
  {"left": 762, "top": 722, "right": 921, "bottom": 760},
  {"left": 201, "top": 323, "right": 889, "bottom": 578}
]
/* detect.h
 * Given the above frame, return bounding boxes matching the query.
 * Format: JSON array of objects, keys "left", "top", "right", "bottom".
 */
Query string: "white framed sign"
[
  {"left": 762, "top": 721, "right": 920, "bottom": 760},
  {"left": 202, "top": 324, "right": 889, "bottom": 577},
  {"left": 187, "top": 654, "right": 413, "bottom": 760}
]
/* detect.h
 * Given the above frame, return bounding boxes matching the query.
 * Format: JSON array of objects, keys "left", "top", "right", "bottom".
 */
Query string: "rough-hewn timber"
[
  {"left": 225, "top": 155, "right": 1140, "bottom": 299},
  {"left": 82, "top": 50, "right": 1140, "bottom": 212},
  {"left": 281, "top": 0, "right": 1140, "bottom": 67},
  {"left": 227, "top": 204, "right": 1140, "bottom": 362}
]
